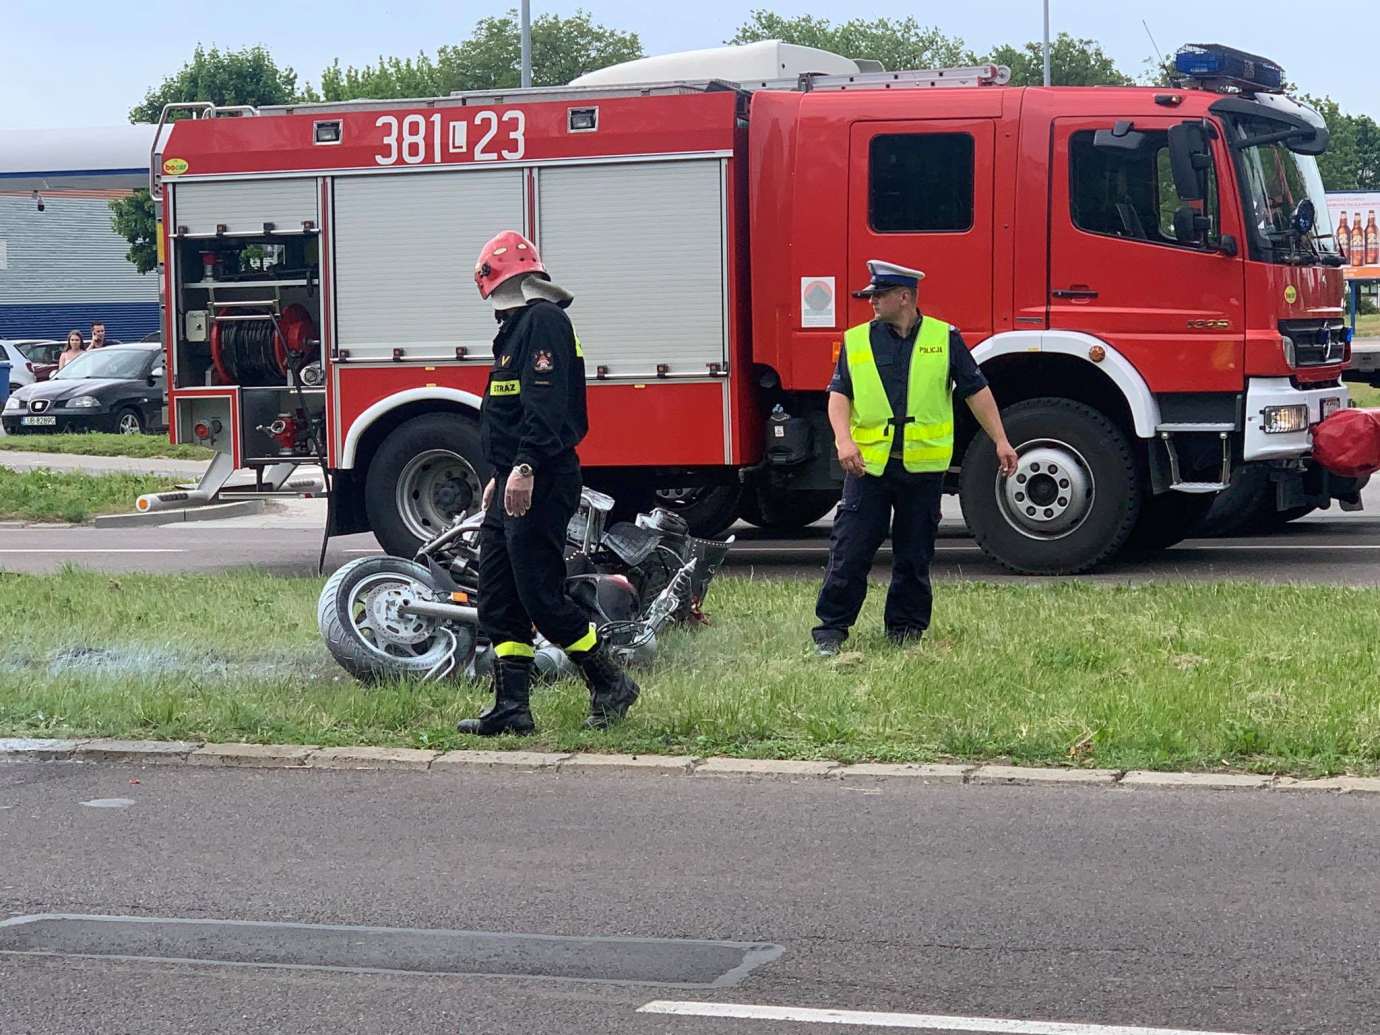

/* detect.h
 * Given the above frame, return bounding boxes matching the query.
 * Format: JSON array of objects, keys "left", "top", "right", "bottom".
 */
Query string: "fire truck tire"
[
  {"left": 365, "top": 414, "right": 488, "bottom": 557},
  {"left": 654, "top": 485, "right": 742, "bottom": 538},
  {"left": 318, "top": 555, "right": 467, "bottom": 684},
  {"left": 1121, "top": 490, "right": 1217, "bottom": 555},
  {"left": 959, "top": 398, "right": 1142, "bottom": 575},
  {"left": 1192, "top": 463, "right": 1271, "bottom": 538},
  {"left": 738, "top": 485, "right": 838, "bottom": 530}
]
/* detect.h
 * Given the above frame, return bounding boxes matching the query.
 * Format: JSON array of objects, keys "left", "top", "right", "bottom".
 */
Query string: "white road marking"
[
  {"left": 0, "top": 549, "right": 183, "bottom": 554},
  {"left": 636, "top": 1001, "right": 1261, "bottom": 1035},
  {"left": 79, "top": 799, "right": 135, "bottom": 809},
  {"left": 734, "top": 543, "right": 1380, "bottom": 554}
]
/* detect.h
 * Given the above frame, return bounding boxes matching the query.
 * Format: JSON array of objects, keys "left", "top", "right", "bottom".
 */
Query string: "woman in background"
[{"left": 57, "top": 330, "right": 84, "bottom": 370}]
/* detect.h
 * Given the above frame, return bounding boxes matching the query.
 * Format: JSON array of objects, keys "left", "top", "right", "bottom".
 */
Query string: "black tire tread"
[{"left": 962, "top": 397, "right": 1142, "bottom": 575}]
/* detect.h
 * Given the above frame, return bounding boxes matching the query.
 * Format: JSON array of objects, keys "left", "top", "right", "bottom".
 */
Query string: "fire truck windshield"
[{"left": 1225, "top": 114, "right": 1338, "bottom": 264}]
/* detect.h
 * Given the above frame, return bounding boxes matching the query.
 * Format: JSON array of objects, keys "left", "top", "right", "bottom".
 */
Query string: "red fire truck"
[{"left": 149, "top": 40, "right": 1356, "bottom": 574}]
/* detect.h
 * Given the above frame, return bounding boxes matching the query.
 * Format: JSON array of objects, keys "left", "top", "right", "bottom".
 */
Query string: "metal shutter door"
[
  {"left": 333, "top": 170, "right": 525, "bottom": 361},
  {"left": 537, "top": 161, "right": 726, "bottom": 377},
  {"left": 173, "top": 179, "right": 318, "bottom": 236}
]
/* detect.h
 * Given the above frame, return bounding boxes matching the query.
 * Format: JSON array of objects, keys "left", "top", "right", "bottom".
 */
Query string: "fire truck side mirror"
[{"left": 1167, "top": 121, "right": 1211, "bottom": 202}]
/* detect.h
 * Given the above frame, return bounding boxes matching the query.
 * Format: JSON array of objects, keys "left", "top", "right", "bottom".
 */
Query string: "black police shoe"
[
  {"left": 885, "top": 627, "right": 924, "bottom": 647},
  {"left": 813, "top": 636, "right": 843, "bottom": 658}
]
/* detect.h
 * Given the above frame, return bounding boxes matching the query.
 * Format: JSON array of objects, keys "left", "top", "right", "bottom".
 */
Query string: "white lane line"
[
  {"left": 733, "top": 543, "right": 1380, "bottom": 555},
  {"left": 0, "top": 549, "right": 183, "bottom": 554},
  {"left": 636, "top": 1001, "right": 1261, "bottom": 1035}
]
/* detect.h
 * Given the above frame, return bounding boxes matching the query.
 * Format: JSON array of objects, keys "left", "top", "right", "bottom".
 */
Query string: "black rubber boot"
[
  {"left": 457, "top": 657, "right": 536, "bottom": 736},
  {"left": 572, "top": 641, "right": 640, "bottom": 729}
]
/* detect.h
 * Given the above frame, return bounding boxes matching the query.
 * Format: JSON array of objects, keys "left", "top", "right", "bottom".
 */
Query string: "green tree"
[
  {"left": 987, "top": 33, "right": 1133, "bottom": 87},
  {"left": 108, "top": 188, "right": 158, "bottom": 275},
  {"left": 316, "top": 9, "right": 643, "bottom": 101},
  {"left": 129, "top": 44, "right": 305, "bottom": 123},
  {"left": 727, "top": 11, "right": 974, "bottom": 70},
  {"left": 116, "top": 45, "right": 307, "bottom": 274}
]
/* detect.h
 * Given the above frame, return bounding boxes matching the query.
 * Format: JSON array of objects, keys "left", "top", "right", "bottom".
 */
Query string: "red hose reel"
[{"left": 210, "top": 303, "right": 318, "bottom": 386}]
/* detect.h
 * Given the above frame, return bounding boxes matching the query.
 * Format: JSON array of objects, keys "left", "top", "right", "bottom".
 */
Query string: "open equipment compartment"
[{"left": 168, "top": 177, "right": 326, "bottom": 466}]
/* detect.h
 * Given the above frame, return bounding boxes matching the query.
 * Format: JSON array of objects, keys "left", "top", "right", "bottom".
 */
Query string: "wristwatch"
[{"left": 514, "top": 462, "right": 535, "bottom": 478}]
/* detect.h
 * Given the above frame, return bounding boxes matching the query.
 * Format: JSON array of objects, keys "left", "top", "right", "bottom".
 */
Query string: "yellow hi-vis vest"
[{"left": 844, "top": 317, "right": 954, "bottom": 476}]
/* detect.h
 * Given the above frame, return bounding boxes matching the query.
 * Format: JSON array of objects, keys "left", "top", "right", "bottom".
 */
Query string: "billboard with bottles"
[{"left": 1327, "top": 192, "right": 1380, "bottom": 277}]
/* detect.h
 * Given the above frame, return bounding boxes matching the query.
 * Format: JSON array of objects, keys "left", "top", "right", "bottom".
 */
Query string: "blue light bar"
[{"left": 1175, "top": 44, "right": 1284, "bottom": 92}]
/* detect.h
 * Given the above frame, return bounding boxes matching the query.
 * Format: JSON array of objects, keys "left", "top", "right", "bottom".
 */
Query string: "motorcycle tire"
[{"left": 318, "top": 555, "right": 472, "bottom": 684}]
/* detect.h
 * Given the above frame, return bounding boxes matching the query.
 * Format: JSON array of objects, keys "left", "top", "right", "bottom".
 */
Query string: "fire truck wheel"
[
  {"left": 959, "top": 398, "right": 1142, "bottom": 575},
  {"left": 366, "top": 413, "right": 488, "bottom": 557},
  {"left": 738, "top": 485, "right": 838, "bottom": 530},
  {"left": 318, "top": 555, "right": 471, "bottom": 684},
  {"left": 654, "top": 485, "right": 742, "bottom": 538},
  {"left": 1192, "top": 463, "right": 1271, "bottom": 538},
  {"left": 1121, "top": 490, "right": 1216, "bottom": 555}
]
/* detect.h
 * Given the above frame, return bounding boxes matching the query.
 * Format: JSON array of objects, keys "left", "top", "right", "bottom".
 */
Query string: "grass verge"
[
  {"left": 1349, "top": 382, "right": 1380, "bottom": 408},
  {"left": 0, "top": 432, "right": 214, "bottom": 461},
  {"left": 2, "top": 569, "right": 1379, "bottom": 776},
  {"left": 0, "top": 470, "right": 178, "bottom": 522},
  {"left": 1355, "top": 313, "right": 1380, "bottom": 339}
]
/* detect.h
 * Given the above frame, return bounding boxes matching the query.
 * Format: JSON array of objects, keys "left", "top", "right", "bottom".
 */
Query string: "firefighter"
[
  {"left": 812, "top": 259, "right": 1019, "bottom": 656},
  {"left": 458, "top": 230, "right": 640, "bottom": 734}
]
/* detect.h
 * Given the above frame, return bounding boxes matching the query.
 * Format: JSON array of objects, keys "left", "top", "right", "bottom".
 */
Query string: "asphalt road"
[
  {"left": 2, "top": 763, "right": 1378, "bottom": 1034},
  {"left": 2, "top": 509, "right": 1380, "bottom": 583},
  {"left": 2, "top": 446, "right": 1378, "bottom": 582}
]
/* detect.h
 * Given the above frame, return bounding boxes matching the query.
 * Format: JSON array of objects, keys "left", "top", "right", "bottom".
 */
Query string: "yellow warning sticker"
[
  {"left": 1284, "top": 285, "right": 1298, "bottom": 304},
  {"left": 162, "top": 157, "right": 189, "bottom": 176}
]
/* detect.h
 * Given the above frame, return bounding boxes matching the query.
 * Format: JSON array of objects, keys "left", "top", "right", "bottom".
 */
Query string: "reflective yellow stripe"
[
  {"left": 573, "top": 332, "right": 585, "bottom": 359},
  {"left": 495, "top": 641, "right": 535, "bottom": 658},
  {"left": 564, "top": 623, "right": 597, "bottom": 654},
  {"left": 489, "top": 379, "right": 521, "bottom": 397}
]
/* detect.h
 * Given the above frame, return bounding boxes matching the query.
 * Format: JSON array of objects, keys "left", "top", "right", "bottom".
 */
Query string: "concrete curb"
[
  {"left": 4, "top": 738, "right": 1380, "bottom": 793},
  {"left": 92, "top": 499, "right": 266, "bottom": 528}
]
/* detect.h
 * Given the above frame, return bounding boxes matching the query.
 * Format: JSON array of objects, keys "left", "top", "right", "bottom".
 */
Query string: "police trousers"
[
  {"left": 813, "top": 461, "right": 943, "bottom": 643},
  {"left": 478, "top": 465, "right": 591, "bottom": 652}
]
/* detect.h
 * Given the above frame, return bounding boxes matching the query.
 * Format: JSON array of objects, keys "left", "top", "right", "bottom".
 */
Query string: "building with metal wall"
[{"left": 0, "top": 126, "right": 160, "bottom": 340}]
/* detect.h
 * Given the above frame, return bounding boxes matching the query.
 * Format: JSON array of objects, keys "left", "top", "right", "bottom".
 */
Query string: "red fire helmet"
[{"left": 473, "top": 230, "right": 547, "bottom": 298}]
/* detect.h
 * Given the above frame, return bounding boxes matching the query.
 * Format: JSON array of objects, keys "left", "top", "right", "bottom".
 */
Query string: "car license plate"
[
  {"left": 1321, "top": 397, "right": 1342, "bottom": 420},
  {"left": 20, "top": 416, "right": 56, "bottom": 426}
]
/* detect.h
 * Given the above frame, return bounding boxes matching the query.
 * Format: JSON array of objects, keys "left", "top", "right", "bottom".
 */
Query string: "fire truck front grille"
[{"left": 1279, "top": 320, "right": 1348, "bottom": 367}]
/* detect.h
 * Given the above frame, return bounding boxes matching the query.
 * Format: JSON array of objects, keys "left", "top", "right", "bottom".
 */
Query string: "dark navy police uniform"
[
  {"left": 813, "top": 315, "right": 988, "bottom": 645},
  {"left": 478, "top": 298, "right": 591, "bottom": 653}
]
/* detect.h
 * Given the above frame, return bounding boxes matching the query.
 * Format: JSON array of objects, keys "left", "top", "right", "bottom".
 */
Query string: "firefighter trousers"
[
  {"left": 813, "top": 462, "right": 943, "bottom": 643},
  {"left": 478, "top": 466, "right": 591, "bottom": 653}
]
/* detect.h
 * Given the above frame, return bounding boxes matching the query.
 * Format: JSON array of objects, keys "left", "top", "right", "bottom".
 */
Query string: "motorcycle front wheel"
[{"left": 317, "top": 556, "right": 472, "bottom": 684}]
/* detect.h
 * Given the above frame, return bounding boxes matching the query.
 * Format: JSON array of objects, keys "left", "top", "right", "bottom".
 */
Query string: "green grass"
[
  {"left": 0, "top": 432, "right": 213, "bottom": 461},
  {"left": 1349, "top": 382, "right": 1380, "bottom": 408},
  {"left": 1355, "top": 313, "right": 1380, "bottom": 339},
  {"left": 0, "top": 469, "right": 178, "bottom": 522},
  {"left": 2, "top": 569, "right": 1379, "bottom": 776}
]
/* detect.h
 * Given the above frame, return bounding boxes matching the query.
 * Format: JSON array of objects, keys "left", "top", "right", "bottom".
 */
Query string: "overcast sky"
[{"left": 3, "top": 0, "right": 1374, "bottom": 129}]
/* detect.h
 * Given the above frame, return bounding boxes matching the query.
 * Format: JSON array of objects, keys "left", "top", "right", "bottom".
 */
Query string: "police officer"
[
  {"left": 812, "top": 260, "right": 1019, "bottom": 656},
  {"left": 458, "top": 230, "right": 639, "bottom": 734}
]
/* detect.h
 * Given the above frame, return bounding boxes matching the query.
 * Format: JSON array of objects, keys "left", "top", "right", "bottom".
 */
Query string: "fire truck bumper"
[{"left": 1243, "top": 377, "right": 1349, "bottom": 462}]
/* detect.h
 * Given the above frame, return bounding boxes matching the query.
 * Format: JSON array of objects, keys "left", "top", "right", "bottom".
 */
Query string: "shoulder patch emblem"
[
  {"left": 500, "top": 354, "right": 512, "bottom": 367},
  {"left": 533, "top": 350, "right": 554, "bottom": 372}
]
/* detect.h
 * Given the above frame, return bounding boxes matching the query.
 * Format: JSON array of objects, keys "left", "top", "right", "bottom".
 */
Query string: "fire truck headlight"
[
  {"left": 1281, "top": 335, "right": 1296, "bottom": 368},
  {"left": 67, "top": 395, "right": 101, "bottom": 409},
  {"left": 1261, "top": 404, "right": 1309, "bottom": 434}
]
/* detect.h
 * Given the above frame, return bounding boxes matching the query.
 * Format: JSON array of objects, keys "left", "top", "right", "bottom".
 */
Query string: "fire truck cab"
[{"left": 153, "top": 41, "right": 1357, "bottom": 575}]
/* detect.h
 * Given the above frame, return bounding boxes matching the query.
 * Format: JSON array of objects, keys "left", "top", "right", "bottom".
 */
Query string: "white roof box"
[{"left": 570, "top": 40, "right": 868, "bottom": 87}]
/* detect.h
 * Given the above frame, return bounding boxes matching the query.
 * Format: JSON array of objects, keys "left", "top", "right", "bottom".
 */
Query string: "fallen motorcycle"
[{"left": 318, "top": 487, "right": 732, "bottom": 684}]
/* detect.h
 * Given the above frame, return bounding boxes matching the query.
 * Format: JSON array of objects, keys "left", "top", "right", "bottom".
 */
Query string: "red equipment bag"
[{"left": 1313, "top": 408, "right": 1380, "bottom": 479}]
